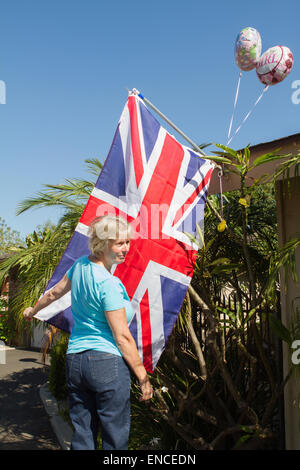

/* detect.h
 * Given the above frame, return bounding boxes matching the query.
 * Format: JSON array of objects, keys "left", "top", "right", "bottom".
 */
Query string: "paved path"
[{"left": 0, "top": 347, "right": 60, "bottom": 450}]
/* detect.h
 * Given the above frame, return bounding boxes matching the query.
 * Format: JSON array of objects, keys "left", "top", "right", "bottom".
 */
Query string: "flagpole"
[
  {"left": 128, "top": 88, "right": 225, "bottom": 216},
  {"left": 129, "top": 88, "right": 211, "bottom": 160}
]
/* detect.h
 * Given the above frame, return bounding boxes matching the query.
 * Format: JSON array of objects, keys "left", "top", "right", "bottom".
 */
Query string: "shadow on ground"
[{"left": 0, "top": 365, "right": 60, "bottom": 450}]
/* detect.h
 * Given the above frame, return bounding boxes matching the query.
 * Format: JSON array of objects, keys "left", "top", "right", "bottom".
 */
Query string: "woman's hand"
[
  {"left": 23, "top": 307, "right": 35, "bottom": 321},
  {"left": 139, "top": 376, "right": 153, "bottom": 402}
]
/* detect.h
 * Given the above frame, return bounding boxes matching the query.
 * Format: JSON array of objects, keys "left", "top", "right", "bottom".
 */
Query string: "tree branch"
[{"left": 186, "top": 292, "right": 207, "bottom": 380}]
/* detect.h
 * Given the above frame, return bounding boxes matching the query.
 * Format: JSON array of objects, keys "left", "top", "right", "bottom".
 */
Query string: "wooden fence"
[{"left": 187, "top": 290, "right": 285, "bottom": 448}]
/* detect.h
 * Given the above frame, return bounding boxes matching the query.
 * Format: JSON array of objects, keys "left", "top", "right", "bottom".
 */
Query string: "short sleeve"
[
  {"left": 101, "top": 278, "right": 125, "bottom": 312},
  {"left": 66, "top": 262, "right": 76, "bottom": 281}
]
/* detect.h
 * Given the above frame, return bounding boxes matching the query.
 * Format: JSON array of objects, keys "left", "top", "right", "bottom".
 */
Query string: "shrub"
[
  {"left": 48, "top": 332, "right": 69, "bottom": 401},
  {"left": 0, "top": 297, "right": 14, "bottom": 344}
]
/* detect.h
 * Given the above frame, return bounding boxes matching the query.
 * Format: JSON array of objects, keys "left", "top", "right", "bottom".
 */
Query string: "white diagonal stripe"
[
  {"left": 35, "top": 291, "right": 71, "bottom": 322},
  {"left": 131, "top": 261, "right": 191, "bottom": 368}
]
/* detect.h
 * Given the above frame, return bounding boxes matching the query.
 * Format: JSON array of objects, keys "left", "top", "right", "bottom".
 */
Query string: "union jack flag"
[{"left": 35, "top": 93, "right": 215, "bottom": 373}]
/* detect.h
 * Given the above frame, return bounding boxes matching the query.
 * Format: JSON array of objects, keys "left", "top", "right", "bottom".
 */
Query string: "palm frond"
[
  {"left": 44, "top": 178, "right": 94, "bottom": 196},
  {"left": 57, "top": 206, "right": 85, "bottom": 231},
  {"left": 251, "top": 150, "right": 291, "bottom": 169},
  {"left": 84, "top": 158, "right": 103, "bottom": 176},
  {"left": 16, "top": 192, "right": 85, "bottom": 215},
  {"left": 0, "top": 225, "right": 73, "bottom": 332}
]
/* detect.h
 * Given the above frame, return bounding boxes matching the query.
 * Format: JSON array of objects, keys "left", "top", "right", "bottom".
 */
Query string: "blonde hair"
[{"left": 88, "top": 214, "right": 132, "bottom": 259}]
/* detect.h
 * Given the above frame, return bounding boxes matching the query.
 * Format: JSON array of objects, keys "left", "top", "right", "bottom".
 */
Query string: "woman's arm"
[
  {"left": 105, "top": 308, "right": 153, "bottom": 401},
  {"left": 23, "top": 274, "right": 71, "bottom": 320}
]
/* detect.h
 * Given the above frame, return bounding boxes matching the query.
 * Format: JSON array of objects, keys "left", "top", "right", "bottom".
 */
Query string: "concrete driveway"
[{"left": 0, "top": 347, "right": 60, "bottom": 450}]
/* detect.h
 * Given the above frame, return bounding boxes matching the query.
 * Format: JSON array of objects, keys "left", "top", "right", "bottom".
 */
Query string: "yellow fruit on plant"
[
  {"left": 217, "top": 220, "right": 227, "bottom": 232},
  {"left": 239, "top": 195, "right": 251, "bottom": 207}
]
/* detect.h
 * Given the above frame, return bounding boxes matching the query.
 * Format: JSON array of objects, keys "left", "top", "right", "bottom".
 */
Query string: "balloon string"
[
  {"left": 227, "top": 85, "right": 269, "bottom": 146},
  {"left": 227, "top": 71, "right": 242, "bottom": 142},
  {"left": 218, "top": 168, "right": 224, "bottom": 220}
]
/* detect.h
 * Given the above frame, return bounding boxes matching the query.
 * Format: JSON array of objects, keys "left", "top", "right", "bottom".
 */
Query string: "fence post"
[{"left": 0, "top": 340, "right": 6, "bottom": 364}]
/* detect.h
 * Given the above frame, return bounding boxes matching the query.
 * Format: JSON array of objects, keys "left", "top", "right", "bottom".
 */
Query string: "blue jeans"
[{"left": 65, "top": 350, "right": 131, "bottom": 450}]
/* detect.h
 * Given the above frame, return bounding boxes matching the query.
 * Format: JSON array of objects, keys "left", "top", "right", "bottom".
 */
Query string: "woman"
[{"left": 23, "top": 214, "right": 153, "bottom": 450}]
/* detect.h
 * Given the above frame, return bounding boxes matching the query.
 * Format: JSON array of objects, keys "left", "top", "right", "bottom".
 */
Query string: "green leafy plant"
[
  {"left": 0, "top": 159, "right": 103, "bottom": 344},
  {"left": 0, "top": 297, "right": 11, "bottom": 343},
  {"left": 48, "top": 332, "right": 69, "bottom": 401},
  {"left": 0, "top": 217, "right": 23, "bottom": 256}
]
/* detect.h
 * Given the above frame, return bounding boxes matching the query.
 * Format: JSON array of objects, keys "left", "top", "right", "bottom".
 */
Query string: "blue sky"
[{"left": 0, "top": 0, "right": 299, "bottom": 240}]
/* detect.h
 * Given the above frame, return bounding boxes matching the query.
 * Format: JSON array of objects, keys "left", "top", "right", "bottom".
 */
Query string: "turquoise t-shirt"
[{"left": 66, "top": 255, "right": 134, "bottom": 356}]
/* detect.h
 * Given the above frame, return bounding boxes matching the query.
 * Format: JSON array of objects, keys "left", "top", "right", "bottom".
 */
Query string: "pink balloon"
[
  {"left": 256, "top": 46, "right": 294, "bottom": 86},
  {"left": 235, "top": 27, "right": 262, "bottom": 71}
]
